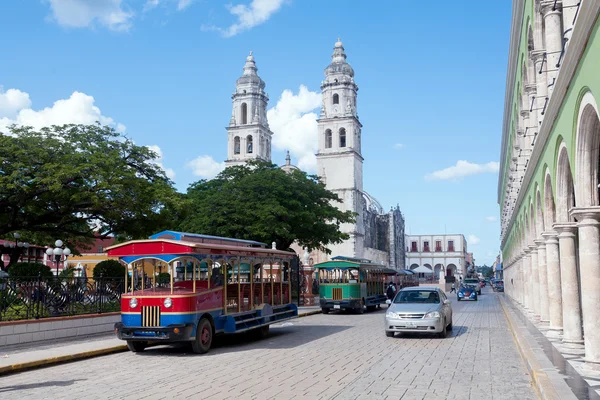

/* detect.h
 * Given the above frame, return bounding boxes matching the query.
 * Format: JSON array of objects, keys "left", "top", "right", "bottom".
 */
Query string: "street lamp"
[
  {"left": 45, "top": 240, "right": 71, "bottom": 276},
  {"left": 1, "top": 232, "right": 30, "bottom": 269}
]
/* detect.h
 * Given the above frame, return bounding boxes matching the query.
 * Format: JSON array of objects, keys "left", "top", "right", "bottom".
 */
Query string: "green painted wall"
[{"left": 502, "top": 14, "right": 600, "bottom": 256}]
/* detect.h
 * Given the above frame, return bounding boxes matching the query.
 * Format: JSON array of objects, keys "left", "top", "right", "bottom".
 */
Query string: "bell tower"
[
  {"left": 316, "top": 39, "right": 365, "bottom": 257},
  {"left": 225, "top": 52, "right": 273, "bottom": 167}
]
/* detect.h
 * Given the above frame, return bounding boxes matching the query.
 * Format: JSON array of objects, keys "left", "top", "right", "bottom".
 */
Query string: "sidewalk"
[
  {"left": 499, "top": 295, "right": 595, "bottom": 400},
  {"left": 0, "top": 306, "right": 321, "bottom": 376}
]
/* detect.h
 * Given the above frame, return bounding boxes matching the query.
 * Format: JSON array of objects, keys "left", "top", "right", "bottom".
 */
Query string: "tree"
[
  {"left": 179, "top": 161, "right": 355, "bottom": 253},
  {"left": 0, "top": 124, "right": 183, "bottom": 255},
  {"left": 8, "top": 262, "right": 53, "bottom": 280},
  {"left": 93, "top": 260, "right": 126, "bottom": 279}
]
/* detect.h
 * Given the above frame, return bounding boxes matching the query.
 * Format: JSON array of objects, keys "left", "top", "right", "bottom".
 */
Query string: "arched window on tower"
[
  {"left": 234, "top": 136, "right": 241, "bottom": 155},
  {"left": 247, "top": 135, "right": 253, "bottom": 153},
  {"left": 325, "top": 129, "right": 332, "bottom": 149},
  {"left": 333, "top": 94, "right": 339, "bottom": 105},
  {"left": 241, "top": 103, "right": 248, "bottom": 125},
  {"left": 339, "top": 128, "right": 346, "bottom": 148}
]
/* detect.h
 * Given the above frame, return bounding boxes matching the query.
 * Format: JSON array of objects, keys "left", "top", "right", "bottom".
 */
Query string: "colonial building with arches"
[
  {"left": 498, "top": 0, "right": 600, "bottom": 370},
  {"left": 405, "top": 234, "right": 468, "bottom": 285}
]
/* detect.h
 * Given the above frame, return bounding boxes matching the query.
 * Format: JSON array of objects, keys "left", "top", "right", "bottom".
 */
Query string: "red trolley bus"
[{"left": 106, "top": 230, "right": 298, "bottom": 354}]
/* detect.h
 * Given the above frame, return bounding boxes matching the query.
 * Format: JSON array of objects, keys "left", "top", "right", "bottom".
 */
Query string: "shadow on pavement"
[
  {"left": 391, "top": 325, "right": 468, "bottom": 339},
  {"left": 136, "top": 324, "right": 352, "bottom": 357},
  {"left": 0, "top": 379, "right": 87, "bottom": 393}
]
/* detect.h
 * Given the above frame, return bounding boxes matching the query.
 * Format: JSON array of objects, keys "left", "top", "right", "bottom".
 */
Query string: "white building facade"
[
  {"left": 225, "top": 52, "right": 273, "bottom": 167},
  {"left": 405, "top": 234, "right": 468, "bottom": 282}
]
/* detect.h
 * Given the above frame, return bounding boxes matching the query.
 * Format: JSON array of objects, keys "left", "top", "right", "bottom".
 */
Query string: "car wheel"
[
  {"left": 385, "top": 331, "right": 394, "bottom": 338},
  {"left": 457, "top": 297, "right": 461, "bottom": 301},
  {"left": 438, "top": 319, "right": 447, "bottom": 338},
  {"left": 447, "top": 320, "right": 453, "bottom": 330}
]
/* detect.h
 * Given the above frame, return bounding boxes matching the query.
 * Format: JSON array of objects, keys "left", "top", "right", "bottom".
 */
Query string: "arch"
[
  {"left": 339, "top": 128, "right": 346, "bottom": 148},
  {"left": 333, "top": 93, "right": 339, "bottom": 105},
  {"left": 535, "top": 187, "right": 545, "bottom": 235},
  {"left": 446, "top": 264, "right": 457, "bottom": 277},
  {"left": 543, "top": 167, "right": 557, "bottom": 229},
  {"left": 246, "top": 135, "right": 253, "bottom": 154},
  {"left": 433, "top": 264, "right": 443, "bottom": 280},
  {"left": 325, "top": 129, "right": 332, "bottom": 149},
  {"left": 409, "top": 263, "right": 419, "bottom": 271},
  {"left": 556, "top": 143, "right": 576, "bottom": 222},
  {"left": 234, "top": 136, "right": 241, "bottom": 155},
  {"left": 575, "top": 90, "right": 600, "bottom": 207},
  {"left": 529, "top": 201, "right": 536, "bottom": 240},
  {"left": 241, "top": 103, "right": 248, "bottom": 125}
]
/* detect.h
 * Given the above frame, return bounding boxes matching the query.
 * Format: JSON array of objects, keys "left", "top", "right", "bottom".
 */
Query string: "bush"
[
  {"left": 8, "top": 262, "right": 53, "bottom": 280},
  {"left": 157, "top": 272, "right": 170, "bottom": 285},
  {"left": 93, "top": 260, "right": 125, "bottom": 279}
]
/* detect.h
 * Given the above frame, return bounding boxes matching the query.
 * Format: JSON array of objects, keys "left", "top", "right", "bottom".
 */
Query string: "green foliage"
[
  {"left": 8, "top": 262, "right": 53, "bottom": 279},
  {"left": 93, "top": 259, "right": 125, "bottom": 279},
  {"left": 0, "top": 124, "right": 183, "bottom": 247},
  {"left": 157, "top": 272, "right": 171, "bottom": 285},
  {"left": 179, "top": 160, "right": 355, "bottom": 253}
]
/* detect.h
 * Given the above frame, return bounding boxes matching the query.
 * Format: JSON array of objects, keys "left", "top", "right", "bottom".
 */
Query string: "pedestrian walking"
[{"left": 450, "top": 283, "right": 456, "bottom": 293}]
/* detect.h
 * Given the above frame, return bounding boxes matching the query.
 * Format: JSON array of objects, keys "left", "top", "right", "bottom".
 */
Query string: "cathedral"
[{"left": 224, "top": 39, "right": 406, "bottom": 270}]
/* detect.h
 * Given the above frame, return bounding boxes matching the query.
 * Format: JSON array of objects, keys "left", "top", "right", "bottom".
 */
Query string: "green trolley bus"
[{"left": 314, "top": 256, "right": 398, "bottom": 314}]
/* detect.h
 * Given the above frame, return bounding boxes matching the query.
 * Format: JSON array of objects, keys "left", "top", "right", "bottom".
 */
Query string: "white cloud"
[
  {"left": 485, "top": 216, "right": 497, "bottom": 222},
  {"left": 425, "top": 160, "right": 500, "bottom": 181},
  {"left": 394, "top": 143, "right": 404, "bottom": 149},
  {"left": 47, "top": 0, "right": 134, "bottom": 31},
  {"left": 207, "top": 0, "right": 286, "bottom": 37},
  {"left": 177, "top": 0, "right": 194, "bottom": 10},
  {"left": 468, "top": 235, "right": 481, "bottom": 245},
  {"left": 187, "top": 155, "right": 225, "bottom": 179},
  {"left": 147, "top": 145, "right": 176, "bottom": 180},
  {"left": 0, "top": 88, "right": 125, "bottom": 134},
  {"left": 267, "top": 85, "right": 321, "bottom": 172},
  {"left": 143, "top": 0, "right": 160, "bottom": 12},
  {"left": 0, "top": 88, "right": 32, "bottom": 119}
]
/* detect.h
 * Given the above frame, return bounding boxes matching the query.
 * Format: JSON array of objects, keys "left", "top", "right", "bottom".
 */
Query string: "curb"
[
  {"left": 498, "top": 296, "right": 562, "bottom": 400},
  {"left": 0, "top": 345, "right": 128, "bottom": 377},
  {"left": 298, "top": 310, "right": 322, "bottom": 318}
]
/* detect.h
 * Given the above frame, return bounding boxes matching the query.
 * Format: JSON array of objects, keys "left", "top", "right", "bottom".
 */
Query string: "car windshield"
[
  {"left": 464, "top": 279, "right": 478, "bottom": 284},
  {"left": 497, "top": 281, "right": 504, "bottom": 285},
  {"left": 394, "top": 290, "right": 440, "bottom": 304}
]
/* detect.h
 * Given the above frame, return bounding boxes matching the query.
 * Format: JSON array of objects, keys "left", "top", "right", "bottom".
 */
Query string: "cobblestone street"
[{"left": 0, "top": 289, "right": 536, "bottom": 400}]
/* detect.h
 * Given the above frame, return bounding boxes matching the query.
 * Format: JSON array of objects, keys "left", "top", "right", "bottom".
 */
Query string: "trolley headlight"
[
  {"left": 425, "top": 311, "right": 441, "bottom": 319},
  {"left": 164, "top": 297, "right": 173, "bottom": 308},
  {"left": 129, "top": 298, "right": 138, "bottom": 308}
]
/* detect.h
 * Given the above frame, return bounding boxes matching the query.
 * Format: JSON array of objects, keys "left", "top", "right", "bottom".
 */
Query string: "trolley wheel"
[
  {"left": 251, "top": 324, "right": 270, "bottom": 340},
  {"left": 321, "top": 308, "right": 330, "bottom": 314},
  {"left": 356, "top": 300, "right": 364, "bottom": 314},
  {"left": 385, "top": 331, "right": 395, "bottom": 338},
  {"left": 191, "top": 318, "right": 213, "bottom": 354},
  {"left": 126, "top": 340, "right": 147, "bottom": 352},
  {"left": 366, "top": 305, "right": 376, "bottom": 312}
]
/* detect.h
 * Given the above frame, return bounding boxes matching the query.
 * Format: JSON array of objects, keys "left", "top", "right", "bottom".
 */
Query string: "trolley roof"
[
  {"left": 105, "top": 231, "right": 294, "bottom": 264},
  {"left": 313, "top": 259, "right": 397, "bottom": 275}
]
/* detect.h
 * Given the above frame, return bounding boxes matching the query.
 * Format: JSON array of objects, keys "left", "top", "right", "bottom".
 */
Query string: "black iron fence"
[{"left": 0, "top": 276, "right": 124, "bottom": 322}]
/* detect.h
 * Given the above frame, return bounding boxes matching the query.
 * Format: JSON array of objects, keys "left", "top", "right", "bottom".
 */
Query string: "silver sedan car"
[{"left": 384, "top": 286, "right": 453, "bottom": 338}]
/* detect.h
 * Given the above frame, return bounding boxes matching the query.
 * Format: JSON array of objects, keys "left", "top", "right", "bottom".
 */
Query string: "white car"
[{"left": 384, "top": 287, "right": 453, "bottom": 338}]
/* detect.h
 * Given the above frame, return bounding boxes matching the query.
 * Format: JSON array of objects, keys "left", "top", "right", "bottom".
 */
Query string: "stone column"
[
  {"left": 523, "top": 249, "right": 532, "bottom": 311},
  {"left": 529, "top": 245, "right": 540, "bottom": 317},
  {"left": 531, "top": 50, "right": 548, "bottom": 127},
  {"left": 536, "top": 239, "right": 550, "bottom": 322},
  {"left": 543, "top": 231, "right": 563, "bottom": 333},
  {"left": 554, "top": 223, "right": 584, "bottom": 346},
  {"left": 518, "top": 254, "right": 525, "bottom": 306},
  {"left": 572, "top": 207, "right": 600, "bottom": 366},
  {"left": 542, "top": 1, "right": 563, "bottom": 98}
]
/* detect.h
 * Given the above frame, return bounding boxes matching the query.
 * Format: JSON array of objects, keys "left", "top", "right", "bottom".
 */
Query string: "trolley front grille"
[
  {"left": 142, "top": 306, "right": 161, "bottom": 327},
  {"left": 332, "top": 288, "right": 343, "bottom": 300}
]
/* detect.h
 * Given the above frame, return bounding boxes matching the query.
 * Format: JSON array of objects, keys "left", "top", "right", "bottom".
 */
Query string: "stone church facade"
[{"left": 224, "top": 40, "right": 406, "bottom": 270}]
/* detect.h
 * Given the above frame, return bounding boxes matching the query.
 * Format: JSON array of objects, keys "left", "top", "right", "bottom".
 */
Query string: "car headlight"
[
  {"left": 386, "top": 312, "right": 399, "bottom": 318},
  {"left": 164, "top": 297, "right": 173, "bottom": 308},
  {"left": 425, "top": 311, "right": 441, "bottom": 319},
  {"left": 129, "top": 298, "right": 138, "bottom": 308},
  {"left": 458, "top": 292, "right": 464, "bottom": 296}
]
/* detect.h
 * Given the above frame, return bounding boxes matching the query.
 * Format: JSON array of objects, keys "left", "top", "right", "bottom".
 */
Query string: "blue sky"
[{"left": 0, "top": 0, "right": 511, "bottom": 265}]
